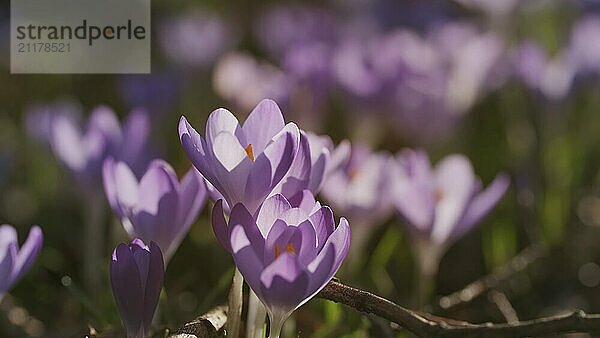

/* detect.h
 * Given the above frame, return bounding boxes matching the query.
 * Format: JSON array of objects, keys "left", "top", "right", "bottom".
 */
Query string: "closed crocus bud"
[
  {"left": 103, "top": 158, "right": 207, "bottom": 262},
  {"left": 392, "top": 149, "right": 509, "bottom": 276},
  {"left": 179, "top": 99, "right": 300, "bottom": 215},
  {"left": 212, "top": 192, "right": 350, "bottom": 338},
  {"left": 110, "top": 239, "right": 164, "bottom": 338},
  {"left": 0, "top": 225, "right": 43, "bottom": 299}
]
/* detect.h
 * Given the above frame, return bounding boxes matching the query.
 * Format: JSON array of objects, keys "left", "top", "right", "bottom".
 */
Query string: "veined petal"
[
  {"left": 205, "top": 108, "right": 244, "bottom": 150},
  {"left": 230, "top": 225, "right": 265, "bottom": 298},
  {"left": 309, "top": 217, "right": 350, "bottom": 278},
  {"left": 259, "top": 253, "right": 309, "bottom": 312},
  {"left": 242, "top": 99, "right": 285, "bottom": 155},
  {"left": 256, "top": 194, "right": 292, "bottom": 237},
  {"left": 308, "top": 206, "right": 335, "bottom": 251},
  {"left": 246, "top": 123, "right": 299, "bottom": 204},
  {"left": 272, "top": 131, "right": 311, "bottom": 199},
  {"left": 212, "top": 131, "right": 253, "bottom": 208},
  {"left": 179, "top": 116, "right": 220, "bottom": 190},
  {"left": 229, "top": 203, "right": 265, "bottom": 254}
]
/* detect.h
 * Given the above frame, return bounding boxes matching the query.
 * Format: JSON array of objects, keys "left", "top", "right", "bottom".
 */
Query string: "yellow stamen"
[
  {"left": 285, "top": 243, "right": 296, "bottom": 255},
  {"left": 274, "top": 244, "right": 281, "bottom": 258},
  {"left": 245, "top": 144, "right": 255, "bottom": 161}
]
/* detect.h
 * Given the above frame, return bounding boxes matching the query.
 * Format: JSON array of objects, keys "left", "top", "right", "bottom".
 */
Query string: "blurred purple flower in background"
[
  {"left": 179, "top": 99, "right": 300, "bottom": 215},
  {"left": 568, "top": 15, "right": 600, "bottom": 76},
  {"left": 44, "top": 105, "right": 151, "bottom": 188},
  {"left": 512, "top": 41, "right": 549, "bottom": 91},
  {"left": 213, "top": 53, "right": 291, "bottom": 112},
  {"left": 110, "top": 239, "right": 164, "bottom": 338},
  {"left": 320, "top": 144, "right": 392, "bottom": 226},
  {"left": 391, "top": 150, "right": 509, "bottom": 275},
  {"left": 255, "top": 4, "right": 339, "bottom": 57},
  {"left": 159, "top": 9, "right": 235, "bottom": 69},
  {"left": 212, "top": 193, "right": 350, "bottom": 338},
  {"left": 103, "top": 159, "right": 207, "bottom": 262},
  {"left": 320, "top": 144, "right": 391, "bottom": 264},
  {"left": 0, "top": 225, "right": 43, "bottom": 299},
  {"left": 25, "top": 101, "right": 79, "bottom": 145}
]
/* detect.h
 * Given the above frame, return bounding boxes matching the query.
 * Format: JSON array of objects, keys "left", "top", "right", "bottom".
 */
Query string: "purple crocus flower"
[
  {"left": 179, "top": 99, "right": 300, "bottom": 215},
  {"left": 391, "top": 150, "right": 509, "bottom": 275},
  {"left": 0, "top": 225, "right": 43, "bottom": 299},
  {"left": 212, "top": 192, "right": 350, "bottom": 338},
  {"left": 320, "top": 144, "right": 392, "bottom": 226},
  {"left": 158, "top": 9, "right": 234, "bottom": 69},
  {"left": 110, "top": 239, "right": 164, "bottom": 338},
  {"left": 213, "top": 53, "right": 291, "bottom": 112},
  {"left": 48, "top": 105, "right": 151, "bottom": 187},
  {"left": 103, "top": 159, "right": 207, "bottom": 262}
]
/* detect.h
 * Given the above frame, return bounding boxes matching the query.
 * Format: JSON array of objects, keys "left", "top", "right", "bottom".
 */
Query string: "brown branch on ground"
[
  {"left": 437, "top": 242, "right": 549, "bottom": 311},
  {"left": 168, "top": 305, "right": 227, "bottom": 338},
  {"left": 167, "top": 280, "right": 600, "bottom": 337},
  {"left": 319, "top": 280, "right": 600, "bottom": 337}
]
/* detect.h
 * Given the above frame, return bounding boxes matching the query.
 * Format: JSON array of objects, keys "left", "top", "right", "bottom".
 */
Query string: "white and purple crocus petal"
[
  {"left": 320, "top": 144, "right": 392, "bottom": 224},
  {"left": 0, "top": 225, "right": 43, "bottom": 296},
  {"left": 49, "top": 105, "right": 151, "bottom": 188},
  {"left": 103, "top": 159, "right": 207, "bottom": 261},
  {"left": 392, "top": 150, "right": 509, "bottom": 246},
  {"left": 212, "top": 193, "right": 350, "bottom": 333},
  {"left": 110, "top": 239, "right": 164, "bottom": 338},
  {"left": 179, "top": 99, "right": 300, "bottom": 215}
]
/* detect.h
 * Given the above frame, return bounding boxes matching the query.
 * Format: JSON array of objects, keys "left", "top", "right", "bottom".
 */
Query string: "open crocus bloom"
[
  {"left": 49, "top": 106, "right": 151, "bottom": 187},
  {"left": 179, "top": 99, "right": 300, "bottom": 215},
  {"left": 103, "top": 158, "right": 207, "bottom": 262},
  {"left": 110, "top": 239, "right": 164, "bottom": 338},
  {"left": 392, "top": 149, "right": 509, "bottom": 274},
  {"left": 320, "top": 143, "right": 392, "bottom": 225},
  {"left": 0, "top": 225, "right": 43, "bottom": 299},
  {"left": 212, "top": 192, "right": 350, "bottom": 338}
]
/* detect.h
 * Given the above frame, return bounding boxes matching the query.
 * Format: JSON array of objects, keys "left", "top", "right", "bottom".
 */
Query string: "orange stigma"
[
  {"left": 245, "top": 144, "right": 255, "bottom": 161},
  {"left": 348, "top": 168, "right": 360, "bottom": 180},
  {"left": 274, "top": 244, "right": 281, "bottom": 258},
  {"left": 274, "top": 243, "right": 296, "bottom": 258},
  {"left": 285, "top": 243, "right": 296, "bottom": 255}
]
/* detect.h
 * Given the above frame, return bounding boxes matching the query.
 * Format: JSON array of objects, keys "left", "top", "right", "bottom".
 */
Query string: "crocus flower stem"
[
  {"left": 411, "top": 237, "right": 443, "bottom": 308},
  {"left": 267, "top": 311, "right": 287, "bottom": 338},
  {"left": 84, "top": 190, "right": 105, "bottom": 295},
  {"left": 227, "top": 268, "right": 243, "bottom": 338},
  {"left": 246, "top": 290, "right": 266, "bottom": 338}
]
